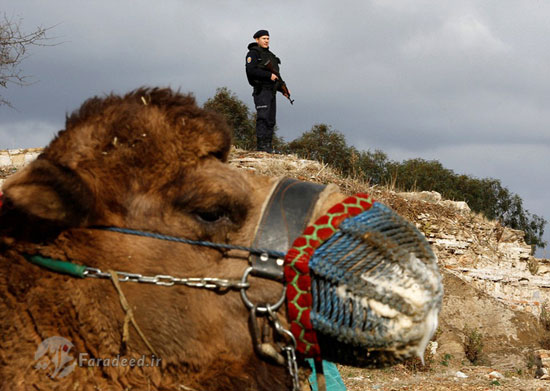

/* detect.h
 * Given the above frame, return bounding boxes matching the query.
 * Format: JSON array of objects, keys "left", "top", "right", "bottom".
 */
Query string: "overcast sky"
[{"left": 1, "top": 0, "right": 549, "bottom": 256}]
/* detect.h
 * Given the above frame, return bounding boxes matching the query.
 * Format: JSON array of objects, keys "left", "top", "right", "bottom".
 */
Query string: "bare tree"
[{"left": 0, "top": 14, "right": 51, "bottom": 107}]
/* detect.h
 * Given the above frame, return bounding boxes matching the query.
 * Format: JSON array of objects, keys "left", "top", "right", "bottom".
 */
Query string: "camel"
[{"left": 0, "top": 88, "right": 442, "bottom": 390}]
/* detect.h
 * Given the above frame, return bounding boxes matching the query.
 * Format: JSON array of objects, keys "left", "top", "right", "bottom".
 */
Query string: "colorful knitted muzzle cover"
[
  {"left": 284, "top": 193, "right": 442, "bottom": 361},
  {"left": 284, "top": 193, "right": 374, "bottom": 356}
]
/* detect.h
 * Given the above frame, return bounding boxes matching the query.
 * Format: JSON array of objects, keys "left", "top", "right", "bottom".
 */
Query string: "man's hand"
[
  {"left": 283, "top": 89, "right": 291, "bottom": 98},
  {"left": 270, "top": 73, "right": 279, "bottom": 81}
]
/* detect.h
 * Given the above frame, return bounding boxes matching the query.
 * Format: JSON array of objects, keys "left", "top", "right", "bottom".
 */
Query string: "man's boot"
[{"left": 257, "top": 138, "right": 272, "bottom": 153}]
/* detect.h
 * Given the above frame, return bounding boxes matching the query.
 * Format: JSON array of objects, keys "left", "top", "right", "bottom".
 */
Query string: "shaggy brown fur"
[{"left": 0, "top": 88, "right": 344, "bottom": 390}]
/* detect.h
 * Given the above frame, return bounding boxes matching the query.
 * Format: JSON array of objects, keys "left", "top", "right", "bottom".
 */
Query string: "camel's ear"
[{"left": 0, "top": 158, "right": 93, "bottom": 238}]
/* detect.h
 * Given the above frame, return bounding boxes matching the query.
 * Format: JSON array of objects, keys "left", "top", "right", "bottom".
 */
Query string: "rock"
[
  {"left": 536, "top": 367, "right": 548, "bottom": 378},
  {"left": 439, "top": 200, "right": 471, "bottom": 213},
  {"left": 397, "top": 191, "right": 442, "bottom": 203},
  {"left": 0, "top": 154, "right": 11, "bottom": 166},
  {"left": 534, "top": 350, "right": 550, "bottom": 379},
  {"left": 427, "top": 341, "right": 438, "bottom": 356},
  {"left": 455, "top": 371, "right": 468, "bottom": 378},
  {"left": 487, "top": 371, "right": 504, "bottom": 379}
]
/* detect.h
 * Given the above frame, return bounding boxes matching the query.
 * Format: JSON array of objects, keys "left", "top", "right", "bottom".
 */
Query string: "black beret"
[{"left": 253, "top": 30, "right": 269, "bottom": 39}]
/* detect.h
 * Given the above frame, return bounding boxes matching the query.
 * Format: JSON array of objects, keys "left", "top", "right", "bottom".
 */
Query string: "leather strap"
[{"left": 250, "top": 178, "right": 326, "bottom": 281}]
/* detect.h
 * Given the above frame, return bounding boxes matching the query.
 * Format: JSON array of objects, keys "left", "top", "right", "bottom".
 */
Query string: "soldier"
[{"left": 246, "top": 30, "right": 290, "bottom": 153}]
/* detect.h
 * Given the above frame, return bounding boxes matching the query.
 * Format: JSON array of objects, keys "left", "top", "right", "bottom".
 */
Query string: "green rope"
[{"left": 24, "top": 254, "right": 87, "bottom": 278}]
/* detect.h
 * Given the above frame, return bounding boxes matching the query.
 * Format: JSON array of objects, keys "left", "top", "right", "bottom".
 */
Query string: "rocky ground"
[
  {"left": 339, "top": 364, "right": 548, "bottom": 391},
  {"left": 3, "top": 147, "right": 550, "bottom": 390}
]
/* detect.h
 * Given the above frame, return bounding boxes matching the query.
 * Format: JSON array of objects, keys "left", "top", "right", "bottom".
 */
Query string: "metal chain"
[
  {"left": 266, "top": 306, "right": 301, "bottom": 391},
  {"left": 83, "top": 267, "right": 249, "bottom": 290},
  {"left": 283, "top": 346, "right": 300, "bottom": 391}
]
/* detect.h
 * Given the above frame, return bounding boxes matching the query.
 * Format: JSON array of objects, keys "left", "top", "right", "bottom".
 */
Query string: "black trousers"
[{"left": 253, "top": 87, "right": 276, "bottom": 152}]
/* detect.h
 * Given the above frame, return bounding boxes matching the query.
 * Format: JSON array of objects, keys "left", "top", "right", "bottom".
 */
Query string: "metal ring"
[{"left": 240, "top": 266, "right": 286, "bottom": 313}]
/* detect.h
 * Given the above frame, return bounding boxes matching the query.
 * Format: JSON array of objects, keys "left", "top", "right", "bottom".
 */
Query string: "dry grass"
[{"left": 228, "top": 147, "right": 376, "bottom": 196}]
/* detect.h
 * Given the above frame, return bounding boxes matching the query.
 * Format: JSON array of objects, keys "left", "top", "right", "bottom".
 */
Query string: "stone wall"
[
  {"left": 0, "top": 148, "right": 42, "bottom": 188},
  {"left": 401, "top": 190, "right": 550, "bottom": 317},
  {"left": 0, "top": 148, "right": 42, "bottom": 167}
]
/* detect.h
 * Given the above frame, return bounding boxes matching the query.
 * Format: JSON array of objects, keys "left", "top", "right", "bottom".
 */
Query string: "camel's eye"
[{"left": 195, "top": 210, "right": 228, "bottom": 224}]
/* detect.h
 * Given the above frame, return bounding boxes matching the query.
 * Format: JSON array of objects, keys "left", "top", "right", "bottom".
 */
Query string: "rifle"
[{"left": 264, "top": 60, "right": 294, "bottom": 105}]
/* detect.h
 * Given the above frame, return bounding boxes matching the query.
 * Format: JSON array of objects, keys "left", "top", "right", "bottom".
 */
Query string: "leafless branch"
[{"left": 1, "top": 14, "right": 57, "bottom": 106}]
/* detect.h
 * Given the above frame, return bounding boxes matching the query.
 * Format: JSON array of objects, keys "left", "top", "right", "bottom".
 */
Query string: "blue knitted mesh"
[{"left": 309, "top": 203, "right": 443, "bottom": 366}]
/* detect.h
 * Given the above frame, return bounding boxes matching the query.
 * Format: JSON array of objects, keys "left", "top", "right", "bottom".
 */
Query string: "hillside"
[
  {"left": 230, "top": 149, "right": 550, "bottom": 390},
  {"left": 2, "top": 147, "right": 550, "bottom": 390}
]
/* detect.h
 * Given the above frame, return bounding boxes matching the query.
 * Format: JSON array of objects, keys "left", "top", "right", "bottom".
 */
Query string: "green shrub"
[
  {"left": 441, "top": 353, "right": 452, "bottom": 367},
  {"left": 203, "top": 87, "right": 257, "bottom": 150},
  {"left": 464, "top": 327, "right": 484, "bottom": 365},
  {"left": 287, "top": 124, "right": 354, "bottom": 175}
]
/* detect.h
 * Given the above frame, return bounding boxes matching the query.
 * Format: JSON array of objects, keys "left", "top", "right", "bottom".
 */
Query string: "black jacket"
[{"left": 245, "top": 42, "right": 283, "bottom": 90}]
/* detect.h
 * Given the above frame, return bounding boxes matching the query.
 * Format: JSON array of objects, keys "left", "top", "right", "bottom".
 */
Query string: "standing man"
[{"left": 246, "top": 30, "right": 290, "bottom": 153}]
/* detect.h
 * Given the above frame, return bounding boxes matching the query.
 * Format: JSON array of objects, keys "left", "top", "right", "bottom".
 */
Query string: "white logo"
[{"left": 34, "top": 336, "right": 77, "bottom": 378}]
